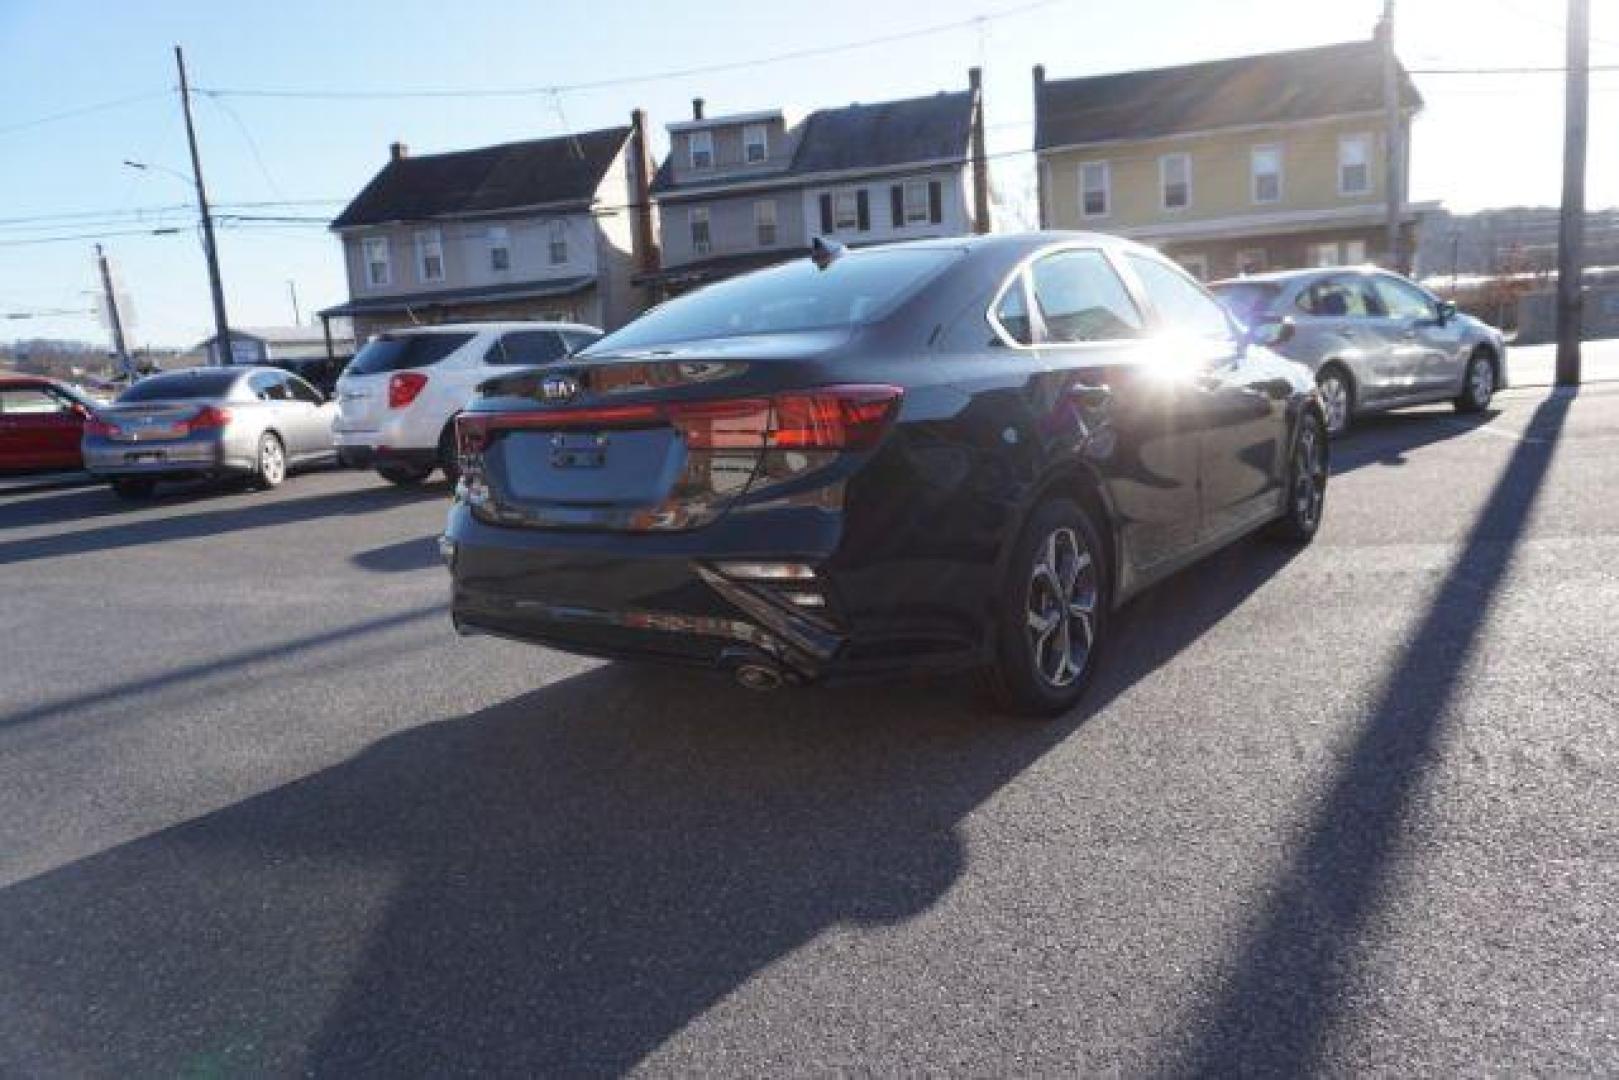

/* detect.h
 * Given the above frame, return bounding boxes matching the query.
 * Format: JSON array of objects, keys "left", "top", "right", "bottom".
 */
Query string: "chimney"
[
  {"left": 968, "top": 67, "right": 990, "bottom": 235},
  {"left": 389, "top": 141, "right": 409, "bottom": 161},
  {"left": 692, "top": 97, "right": 705, "bottom": 121},
  {"left": 628, "top": 109, "right": 661, "bottom": 279}
]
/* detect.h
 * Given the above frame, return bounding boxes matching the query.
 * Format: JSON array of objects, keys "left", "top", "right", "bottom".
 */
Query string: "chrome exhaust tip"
[{"left": 734, "top": 663, "right": 785, "bottom": 692}]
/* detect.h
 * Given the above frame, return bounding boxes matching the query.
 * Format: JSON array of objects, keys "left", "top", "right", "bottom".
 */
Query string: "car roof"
[
  {"left": 0, "top": 374, "right": 60, "bottom": 389},
  {"left": 1210, "top": 265, "right": 1388, "bottom": 288},
  {"left": 374, "top": 321, "right": 603, "bottom": 336}
]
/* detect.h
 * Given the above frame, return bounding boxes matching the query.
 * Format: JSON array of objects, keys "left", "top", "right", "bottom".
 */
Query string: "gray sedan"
[
  {"left": 1211, "top": 268, "right": 1507, "bottom": 437},
  {"left": 83, "top": 366, "right": 336, "bottom": 498}
]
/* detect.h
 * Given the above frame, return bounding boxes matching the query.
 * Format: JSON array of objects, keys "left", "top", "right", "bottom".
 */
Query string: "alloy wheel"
[
  {"left": 1293, "top": 417, "right": 1327, "bottom": 530},
  {"left": 1318, "top": 372, "right": 1350, "bottom": 436},
  {"left": 261, "top": 436, "right": 285, "bottom": 486},
  {"left": 1470, "top": 359, "right": 1494, "bottom": 406},
  {"left": 1025, "top": 527, "right": 1100, "bottom": 688}
]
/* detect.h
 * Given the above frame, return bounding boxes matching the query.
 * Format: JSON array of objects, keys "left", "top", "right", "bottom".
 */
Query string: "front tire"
[
  {"left": 1455, "top": 352, "right": 1496, "bottom": 413},
  {"left": 254, "top": 432, "right": 286, "bottom": 490},
  {"left": 984, "top": 497, "right": 1108, "bottom": 718},
  {"left": 1268, "top": 409, "right": 1328, "bottom": 543},
  {"left": 1316, "top": 365, "right": 1354, "bottom": 438}
]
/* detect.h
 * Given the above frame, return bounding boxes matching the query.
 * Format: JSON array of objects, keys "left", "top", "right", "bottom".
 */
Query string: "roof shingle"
[
  {"left": 332, "top": 127, "right": 630, "bottom": 228},
  {"left": 1037, "top": 39, "right": 1422, "bottom": 151}
]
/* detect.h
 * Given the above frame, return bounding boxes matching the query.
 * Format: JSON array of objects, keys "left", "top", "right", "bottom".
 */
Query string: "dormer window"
[
  {"left": 744, "top": 124, "right": 768, "bottom": 164},
  {"left": 689, "top": 131, "right": 714, "bottom": 170}
]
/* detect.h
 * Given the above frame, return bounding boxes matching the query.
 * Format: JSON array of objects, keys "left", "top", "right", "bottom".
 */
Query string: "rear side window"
[
  {"left": 486, "top": 331, "right": 567, "bottom": 366},
  {"left": 992, "top": 278, "right": 1033, "bottom": 345},
  {"left": 1028, "top": 249, "right": 1144, "bottom": 343},
  {"left": 1298, "top": 276, "right": 1381, "bottom": 318},
  {"left": 120, "top": 371, "right": 242, "bottom": 402},
  {"left": 1125, "top": 254, "right": 1233, "bottom": 339},
  {"left": 249, "top": 371, "right": 292, "bottom": 401},
  {"left": 347, "top": 332, "right": 475, "bottom": 375}
]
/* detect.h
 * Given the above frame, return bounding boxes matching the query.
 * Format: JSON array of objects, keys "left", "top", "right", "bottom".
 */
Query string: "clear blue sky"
[{"left": 2, "top": 0, "right": 1615, "bottom": 348}]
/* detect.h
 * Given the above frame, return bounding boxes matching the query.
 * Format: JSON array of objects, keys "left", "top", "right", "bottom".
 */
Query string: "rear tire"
[
  {"left": 109, "top": 477, "right": 154, "bottom": 500},
  {"left": 1268, "top": 409, "right": 1328, "bottom": 544},
  {"left": 437, "top": 423, "right": 460, "bottom": 486},
  {"left": 1455, "top": 352, "right": 1496, "bottom": 413},
  {"left": 377, "top": 462, "right": 433, "bottom": 487},
  {"left": 983, "top": 497, "right": 1108, "bottom": 718},
  {"left": 253, "top": 432, "right": 286, "bottom": 490},
  {"left": 1316, "top": 364, "right": 1354, "bottom": 438}
]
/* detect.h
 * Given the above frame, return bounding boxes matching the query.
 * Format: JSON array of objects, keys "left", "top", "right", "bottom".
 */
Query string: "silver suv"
[{"left": 1212, "top": 268, "right": 1507, "bottom": 437}]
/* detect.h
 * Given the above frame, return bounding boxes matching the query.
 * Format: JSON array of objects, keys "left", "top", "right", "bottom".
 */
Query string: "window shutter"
[
  {"left": 856, "top": 190, "right": 870, "bottom": 232},
  {"left": 819, "top": 193, "right": 833, "bottom": 234},
  {"left": 890, "top": 185, "right": 904, "bottom": 228},
  {"left": 928, "top": 181, "right": 943, "bottom": 224}
]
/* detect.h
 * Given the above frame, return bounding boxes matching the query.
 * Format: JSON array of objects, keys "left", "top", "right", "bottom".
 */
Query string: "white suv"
[{"left": 333, "top": 322, "right": 601, "bottom": 485}]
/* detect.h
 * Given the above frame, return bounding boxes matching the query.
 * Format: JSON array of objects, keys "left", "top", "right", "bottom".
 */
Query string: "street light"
[{"left": 123, "top": 158, "right": 194, "bottom": 189}]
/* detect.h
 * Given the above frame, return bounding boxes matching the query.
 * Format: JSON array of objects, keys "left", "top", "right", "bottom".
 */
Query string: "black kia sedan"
[{"left": 443, "top": 232, "right": 1327, "bottom": 715}]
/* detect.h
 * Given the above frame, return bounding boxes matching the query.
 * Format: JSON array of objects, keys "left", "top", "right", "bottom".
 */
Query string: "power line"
[
  {"left": 0, "top": 227, "right": 188, "bottom": 249},
  {"left": 0, "top": 90, "right": 169, "bottom": 137},
  {"left": 192, "top": 0, "right": 1062, "bottom": 100}
]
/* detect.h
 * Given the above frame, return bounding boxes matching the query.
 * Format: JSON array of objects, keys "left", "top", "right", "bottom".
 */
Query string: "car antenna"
[{"left": 810, "top": 236, "right": 846, "bottom": 270}]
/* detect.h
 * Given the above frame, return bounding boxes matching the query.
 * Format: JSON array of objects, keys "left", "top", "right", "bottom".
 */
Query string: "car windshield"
[
  {"left": 592, "top": 248, "right": 963, "bottom": 350},
  {"left": 118, "top": 371, "right": 242, "bottom": 402},
  {"left": 1211, "top": 281, "right": 1282, "bottom": 326},
  {"left": 347, "top": 332, "right": 475, "bottom": 375}
]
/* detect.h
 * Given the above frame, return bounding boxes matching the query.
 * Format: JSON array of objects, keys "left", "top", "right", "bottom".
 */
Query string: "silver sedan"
[
  {"left": 83, "top": 366, "right": 337, "bottom": 498},
  {"left": 1211, "top": 268, "right": 1507, "bottom": 437}
]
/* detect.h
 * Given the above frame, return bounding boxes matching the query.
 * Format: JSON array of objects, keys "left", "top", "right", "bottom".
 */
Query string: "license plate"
[
  {"left": 125, "top": 450, "right": 165, "bottom": 463},
  {"left": 549, "top": 432, "right": 608, "bottom": 469}
]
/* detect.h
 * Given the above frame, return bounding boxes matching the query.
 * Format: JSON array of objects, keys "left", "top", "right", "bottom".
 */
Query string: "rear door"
[
  {"left": 1297, "top": 275, "right": 1391, "bottom": 399},
  {"left": 1125, "top": 253, "right": 1287, "bottom": 540},
  {"left": 1021, "top": 246, "right": 1203, "bottom": 575},
  {"left": 0, "top": 385, "right": 85, "bottom": 470}
]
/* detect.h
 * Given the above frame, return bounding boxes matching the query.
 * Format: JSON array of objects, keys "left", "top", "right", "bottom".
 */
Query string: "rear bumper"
[
  {"left": 336, "top": 443, "right": 437, "bottom": 470},
  {"left": 82, "top": 436, "right": 248, "bottom": 478},
  {"left": 446, "top": 502, "right": 856, "bottom": 680}
]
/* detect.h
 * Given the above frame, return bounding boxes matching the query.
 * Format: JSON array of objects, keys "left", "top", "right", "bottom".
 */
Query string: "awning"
[{"left": 319, "top": 276, "right": 594, "bottom": 318}]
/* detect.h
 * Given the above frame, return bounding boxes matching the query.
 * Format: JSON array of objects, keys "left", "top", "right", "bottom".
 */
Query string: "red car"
[{"left": 0, "top": 375, "right": 98, "bottom": 474}]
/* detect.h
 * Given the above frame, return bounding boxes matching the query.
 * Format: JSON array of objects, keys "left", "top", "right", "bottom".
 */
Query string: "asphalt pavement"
[{"left": 1, "top": 383, "right": 1616, "bottom": 1075}]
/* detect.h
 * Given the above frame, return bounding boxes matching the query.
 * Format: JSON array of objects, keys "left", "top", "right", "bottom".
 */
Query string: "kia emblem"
[{"left": 540, "top": 375, "right": 580, "bottom": 403}]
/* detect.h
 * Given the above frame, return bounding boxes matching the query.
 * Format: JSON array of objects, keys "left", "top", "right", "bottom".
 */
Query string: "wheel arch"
[{"left": 996, "top": 462, "right": 1121, "bottom": 615}]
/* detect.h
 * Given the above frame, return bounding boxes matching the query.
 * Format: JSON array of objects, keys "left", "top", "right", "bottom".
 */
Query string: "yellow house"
[{"left": 1034, "top": 38, "right": 1424, "bottom": 280}]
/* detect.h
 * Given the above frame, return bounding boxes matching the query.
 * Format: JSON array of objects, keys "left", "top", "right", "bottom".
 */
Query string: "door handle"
[{"left": 1069, "top": 383, "right": 1112, "bottom": 409}]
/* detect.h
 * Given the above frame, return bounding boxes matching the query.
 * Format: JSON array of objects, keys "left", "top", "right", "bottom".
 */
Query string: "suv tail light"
[
  {"left": 457, "top": 385, "right": 902, "bottom": 455},
  {"left": 389, "top": 371, "right": 429, "bottom": 409},
  {"left": 186, "top": 405, "right": 232, "bottom": 432}
]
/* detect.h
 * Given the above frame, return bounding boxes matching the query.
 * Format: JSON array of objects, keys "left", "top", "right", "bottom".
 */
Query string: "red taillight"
[
  {"left": 389, "top": 371, "right": 429, "bottom": 409},
  {"left": 457, "top": 385, "right": 901, "bottom": 454},
  {"left": 187, "top": 405, "right": 231, "bottom": 431}
]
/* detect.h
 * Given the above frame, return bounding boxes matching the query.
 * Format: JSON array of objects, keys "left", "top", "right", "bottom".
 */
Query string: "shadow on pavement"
[
  {"left": 1172, "top": 391, "right": 1575, "bottom": 1074},
  {"left": 1330, "top": 407, "right": 1502, "bottom": 477},
  {"left": 351, "top": 535, "right": 444, "bottom": 574},
  {"left": 0, "top": 529, "right": 1307, "bottom": 1073},
  {"left": 0, "top": 479, "right": 449, "bottom": 566}
]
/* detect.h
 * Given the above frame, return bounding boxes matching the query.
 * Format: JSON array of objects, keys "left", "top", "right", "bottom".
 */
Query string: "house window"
[
  {"left": 834, "top": 190, "right": 859, "bottom": 231},
  {"left": 1178, "top": 253, "right": 1209, "bottom": 281},
  {"left": 1237, "top": 248, "right": 1267, "bottom": 275},
  {"left": 689, "top": 130, "right": 714, "bottom": 170},
  {"left": 488, "top": 226, "right": 510, "bottom": 272},
  {"left": 1339, "top": 134, "right": 1371, "bottom": 195},
  {"left": 1160, "top": 153, "right": 1191, "bottom": 210},
  {"left": 1080, "top": 161, "right": 1110, "bottom": 218},
  {"left": 901, "top": 181, "right": 930, "bottom": 225},
  {"left": 754, "top": 200, "right": 777, "bottom": 246},
  {"left": 744, "top": 124, "right": 768, "bottom": 164},
  {"left": 1344, "top": 239, "right": 1368, "bottom": 264},
  {"left": 548, "top": 221, "right": 568, "bottom": 265},
  {"left": 1251, "top": 145, "right": 1282, "bottom": 204},
  {"left": 1309, "top": 242, "right": 1342, "bottom": 268},
  {"left": 415, "top": 229, "right": 444, "bottom": 282},
  {"left": 362, "top": 236, "right": 390, "bottom": 288},
  {"left": 690, "top": 207, "right": 711, "bottom": 255}
]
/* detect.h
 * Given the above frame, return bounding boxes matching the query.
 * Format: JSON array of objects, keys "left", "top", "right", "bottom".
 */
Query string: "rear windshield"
[
  {"left": 592, "top": 248, "right": 962, "bottom": 351},
  {"left": 1210, "top": 282, "right": 1283, "bottom": 326},
  {"left": 347, "top": 332, "right": 475, "bottom": 375},
  {"left": 119, "top": 371, "right": 242, "bottom": 402}
]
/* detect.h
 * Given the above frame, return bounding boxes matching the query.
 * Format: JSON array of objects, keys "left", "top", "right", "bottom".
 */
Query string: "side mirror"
[
  {"left": 1248, "top": 315, "right": 1296, "bottom": 349},
  {"left": 1436, "top": 299, "right": 1458, "bottom": 324}
]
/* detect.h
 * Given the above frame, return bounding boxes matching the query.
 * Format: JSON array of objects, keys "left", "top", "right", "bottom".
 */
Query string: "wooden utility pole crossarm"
[{"left": 175, "top": 45, "right": 231, "bottom": 365}]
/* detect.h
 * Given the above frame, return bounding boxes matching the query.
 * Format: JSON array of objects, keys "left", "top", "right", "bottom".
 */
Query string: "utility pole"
[
  {"left": 1379, "top": 0, "right": 1405, "bottom": 272},
  {"left": 287, "top": 279, "right": 301, "bottom": 325},
  {"left": 95, "top": 244, "right": 132, "bottom": 379},
  {"left": 175, "top": 45, "right": 231, "bottom": 365},
  {"left": 1556, "top": 0, "right": 1589, "bottom": 387}
]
